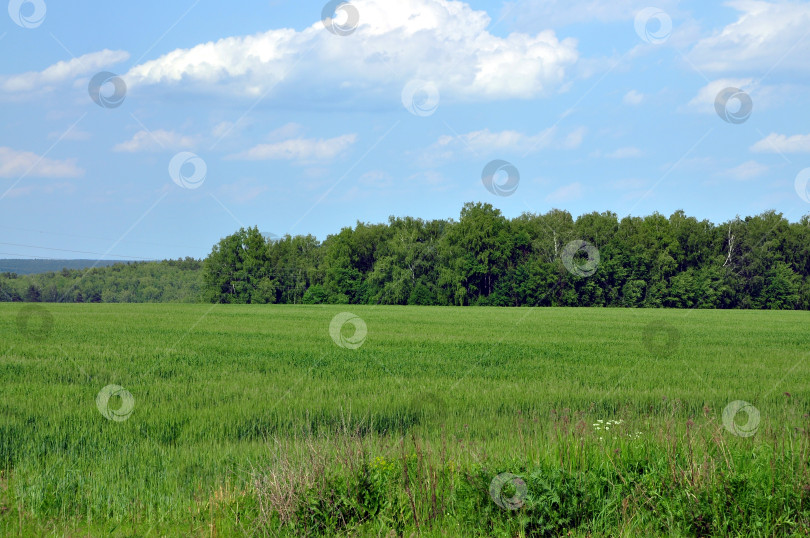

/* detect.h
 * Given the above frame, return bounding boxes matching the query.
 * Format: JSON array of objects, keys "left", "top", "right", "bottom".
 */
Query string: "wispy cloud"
[
  {"left": 113, "top": 130, "right": 197, "bottom": 153},
  {"left": 228, "top": 134, "right": 357, "bottom": 162},
  {"left": 623, "top": 90, "right": 644, "bottom": 105},
  {"left": 721, "top": 160, "right": 770, "bottom": 180},
  {"left": 751, "top": 132, "right": 810, "bottom": 154},
  {"left": 546, "top": 181, "right": 584, "bottom": 203},
  {"left": 686, "top": 78, "right": 754, "bottom": 114},
  {"left": 217, "top": 178, "right": 270, "bottom": 203},
  {"left": 604, "top": 147, "right": 643, "bottom": 159},
  {"left": 0, "top": 147, "right": 84, "bottom": 178},
  {"left": 0, "top": 50, "right": 129, "bottom": 94},
  {"left": 3, "top": 182, "right": 76, "bottom": 199},
  {"left": 689, "top": 0, "right": 810, "bottom": 74},
  {"left": 426, "top": 126, "right": 585, "bottom": 163}
]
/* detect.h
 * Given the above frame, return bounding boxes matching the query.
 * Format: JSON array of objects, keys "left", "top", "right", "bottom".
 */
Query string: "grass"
[{"left": 1, "top": 304, "right": 809, "bottom": 535}]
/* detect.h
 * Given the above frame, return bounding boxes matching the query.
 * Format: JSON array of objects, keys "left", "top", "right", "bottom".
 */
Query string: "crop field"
[{"left": 1, "top": 304, "right": 809, "bottom": 536}]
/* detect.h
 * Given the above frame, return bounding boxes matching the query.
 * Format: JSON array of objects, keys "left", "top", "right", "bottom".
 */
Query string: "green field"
[{"left": 1, "top": 304, "right": 809, "bottom": 536}]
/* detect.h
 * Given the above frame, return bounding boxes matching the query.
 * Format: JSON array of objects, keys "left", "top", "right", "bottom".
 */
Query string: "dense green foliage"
[
  {"left": 5, "top": 205, "right": 810, "bottom": 310},
  {"left": 1, "top": 304, "right": 808, "bottom": 535},
  {"left": 0, "top": 258, "right": 202, "bottom": 303},
  {"left": 203, "top": 203, "right": 810, "bottom": 309}
]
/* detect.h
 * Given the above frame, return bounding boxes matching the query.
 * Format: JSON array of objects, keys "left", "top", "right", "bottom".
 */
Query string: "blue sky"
[{"left": 1, "top": 0, "right": 809, "bottom": 261}]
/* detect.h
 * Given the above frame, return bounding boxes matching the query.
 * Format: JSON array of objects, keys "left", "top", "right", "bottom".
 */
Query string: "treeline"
[
  {"left": 0, "top": 258, "right": 202, "bottom": 303},
  {"left": 203, "top": 203, "right": 810, "bottom": 309},
  {"left": 4, "top": 204, "right": 809, "bottom": 309}
]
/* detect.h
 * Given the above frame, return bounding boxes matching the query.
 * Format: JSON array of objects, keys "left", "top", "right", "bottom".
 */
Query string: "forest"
[
  {"left": 3, "top": 203, "right": 810, "bottom": 309},
  {"left": 0, "top": 258, "right": 202, "bottom": 303},
  {"left": 201, "top": 203, "right": 810, "bottom": 309}
]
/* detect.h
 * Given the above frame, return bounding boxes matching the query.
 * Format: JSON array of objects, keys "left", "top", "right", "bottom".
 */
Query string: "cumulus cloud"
[
  {"left": 0, "top": 147, "right": 84, "bottom": 178},
  {"left": 124, "top": 0, "right": 579, "bottom": 102},
  {"left": 113, "top": 130, "right": 197, "bottom": 153},
  {"left": 0, "top": 50, "right": 129, "bottom": 94},
  {"left": 750, "top": 133, "right": 810, "bottom": 154},
  {"left": 228, "top": 134, "right": 358, "bottom": 162},
  {"left": 689, "top": 0, "right": 810, "bottom": 73}
]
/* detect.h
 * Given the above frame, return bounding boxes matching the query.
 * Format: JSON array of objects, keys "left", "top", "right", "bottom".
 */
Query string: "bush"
[{"left": 302, "top": 285, "right": 329, "bottom": 304}]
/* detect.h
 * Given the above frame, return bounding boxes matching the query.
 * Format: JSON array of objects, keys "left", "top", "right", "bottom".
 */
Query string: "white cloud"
[
  {"left": 689, "top": 0, "right": 810, "bottom": 73},
  {"left": 217, "top": 178, "right": 269, "bottom": 203},
  {"left": 721, "top": 160, "right": 770, "bottom": 180},
  {"left": 3, "top": 182, "right": 75, "bottom": 199},
  {"left": 212, "top": 121, "right": 239, "bottom": 139},
  {"left": 750, "top": 133, "right": 810, "bottom": 154},
  {"left": 358, "top": 170, "right": 394, "bottom": 188},
  {"left": 686, "top": 78, "right": 754, "bottom": 113},
  {"left": 605, "top": 147, "right": 643, "bottom": 159},
  {"left": 563, "top": 128, "right": 587, "bottom": 149},
  {"left": 623, "top": 90, "right": 644, "bottom": 105},
  {"left": 113, "top": 130, "right": 197, "bottom": 153},
  {"left": 228, "top": 134, "right": 357, "bottom": 161},
  {"left": 545, "top": 182, "right": 584, "bottom": 203},
  {"left": 430, "top": 126, "right": 586, "bottom": 160},
  {"left": 265, "top": 123, "right": 306, "bottom": 140},
  {"left": 0, "top": 50, "right": 129, "bottom": 94},
  {"left": 124, "top": 0, "right": 579, "bottom": 102},
  {"left": 406, "top": 170, "right": 454, "bottom": 191},
  {"left": 0, "top": 147, "right": 84, "bottom": 178}
]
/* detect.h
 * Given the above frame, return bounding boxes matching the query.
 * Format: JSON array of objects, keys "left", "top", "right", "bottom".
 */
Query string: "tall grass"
[{"left": 1, "top": 304, "right": 809, "bottom": 535}]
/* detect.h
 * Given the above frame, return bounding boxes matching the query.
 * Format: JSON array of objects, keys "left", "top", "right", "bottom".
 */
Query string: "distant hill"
[{"left": 0, "top": 259, "right": 135, "bottom": 275}]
